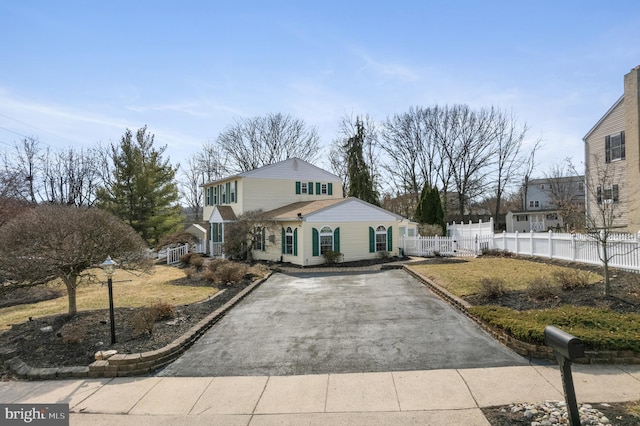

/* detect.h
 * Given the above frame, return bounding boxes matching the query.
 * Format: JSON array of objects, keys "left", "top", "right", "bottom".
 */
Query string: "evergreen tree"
[
  {"left": 345, "top": 118, "right": 379, "bottom": 205},
  {"left": 98, "top": 126, "right": 183, "bottom": 245},
  {"left": 416, "top": 184, "right": 445, "bottom": 234}
]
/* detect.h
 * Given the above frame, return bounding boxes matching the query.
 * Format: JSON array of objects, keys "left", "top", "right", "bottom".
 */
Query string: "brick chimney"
[{"left": 624, "top": 66, "right": 640, "bottom": 232}]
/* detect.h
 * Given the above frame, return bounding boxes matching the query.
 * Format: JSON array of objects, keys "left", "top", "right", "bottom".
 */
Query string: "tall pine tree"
[
  {"left": 416, "top": 184, "right": 445, "bottom": 234},
  {"left": 98, "top": 126, "right": 183, "bottom": 246},
  {"left": 345, "top": 118, "right": 379, "bottom": 205}
]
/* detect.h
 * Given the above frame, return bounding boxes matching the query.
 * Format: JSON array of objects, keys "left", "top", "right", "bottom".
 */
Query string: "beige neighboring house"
[
  {"left": 201, "top": 158, "right": 417, "bottom": 266},
  {"left": 583, "top": 66, "right": 640, "bottom": 232}
]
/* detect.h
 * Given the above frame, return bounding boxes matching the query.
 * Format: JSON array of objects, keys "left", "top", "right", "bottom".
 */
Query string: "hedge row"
[{"left": 469, "top": 305, "right": 640, "bottom": 352}]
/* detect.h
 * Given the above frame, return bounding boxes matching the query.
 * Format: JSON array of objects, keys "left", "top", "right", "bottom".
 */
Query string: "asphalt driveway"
[{"left": 158, "top": 269, "right": 527, "bottom": 377}]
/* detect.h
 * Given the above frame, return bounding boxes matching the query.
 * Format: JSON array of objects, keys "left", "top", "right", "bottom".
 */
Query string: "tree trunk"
[
  {"left": 63, "top": 275, "right": 78, "bottom": 316},
  {"left": 602, "top": 243, "right": 611, "bottom": 297}
]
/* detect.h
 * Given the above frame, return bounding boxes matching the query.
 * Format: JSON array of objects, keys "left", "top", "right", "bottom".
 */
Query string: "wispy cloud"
[{"left": 350, "top": 48, "right": 421, "bottom": 83}]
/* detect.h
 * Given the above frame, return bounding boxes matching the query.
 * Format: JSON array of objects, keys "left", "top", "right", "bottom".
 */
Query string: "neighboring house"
[
  {"left": 506, "top": 176, "right": 585, "bottom": 232},
  {"left": 583, "top": 66, "right": 640, "bottom": 232},
  {"left": 201, "top": 158, "right": 416, "bottom": 266}
]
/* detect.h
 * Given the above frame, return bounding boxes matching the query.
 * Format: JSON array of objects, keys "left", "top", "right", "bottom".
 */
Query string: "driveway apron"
[{"left": 157, "top": 269, "right": 527, "bottom": 377}]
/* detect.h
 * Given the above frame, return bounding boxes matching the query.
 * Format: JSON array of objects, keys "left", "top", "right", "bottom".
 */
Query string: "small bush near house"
[
  {"left": 481, "top": 249, "right": 515, "bottom": 258},
  {"left": 150, "top": 301, "right": 175, "bottom": 320},
  {"left": 131, "top": 301, "right": 176, "bottom": 336},
  {"left": 180, "top": 252, "right": 204, "bottom": 269},
  {"left": 204, "top": 259, "right": 247, "bottom": 286},
  {"left": 418, "top": 224, "right": 445, "bottom": 237},
  {"left": 322, "top": 250, "right": 343, "bottom": 264},
  {"left": 477, "top": 277, "right": 507, "bottom": 300},
  {"left": 526, "top": 277, "right": 558, "bottom": 301},
  {"left": 377, "top": 250, "right": 390, "bottom": 259},
  {"left": 132, "top": 307, "right": 158, "bottom": 336},
  {"left": 553, "top": 269, "right": 592, "bottom": 290},
  {"left": 59, "top": 323, "right": 86, "bottom": 345}
]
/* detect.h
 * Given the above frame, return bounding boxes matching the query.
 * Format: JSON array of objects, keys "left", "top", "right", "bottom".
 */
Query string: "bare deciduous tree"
[
  {"left": 223, "top": 210, "right": 278, "bottom": 261},
  {"left": 0, "top": 205, "right": 151, "bottom": 315},
  {"left": 490, "top": 112, "right": 531, "bottom": 227},
  {"left": 216, "top": 113, "right": 320, "bottom": 173},
  {"left": 545, "top": 158, "right": 585, "bottom": 231},
  {"left": 41, "top": 147, "right": 102, "bottom": 207},
  {"left": 581, "top": 155, "right": 629, "bottom": 296},
  {"left": 180, "top": 141, "right": 229, "bottom": 222}
]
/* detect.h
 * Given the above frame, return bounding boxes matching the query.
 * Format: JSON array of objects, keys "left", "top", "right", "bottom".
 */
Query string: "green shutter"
[
  {"left": 328, "top": 183, "right": 333, "bottom": 195},
  {"left": 234, "top": 180, "right": 238, "bottom": 203},
  {"left": 281, "top": 227, "right": 285, "bottom": 254},
  {"left": 296, "top": 181, "right": 301, "bottom": 194},
  {"left": 312, "top": 228, "right": 319, "bottom": 256},
  {"left": 334, "top": 227, "right": 340, "bottom": 252},
  {"left": 387, "top": 226, "right": 393, "bottom": 251},
  {"left": 293, "top": 228, "right": 298, "bottom": 256},
  {"left": 369, "top": 227, "right": 375, "bottom": 253},
  {"left": 308, "top": 182, "right": 313, "bottom": 194},
  {"left": 261, "top": 228, "right": 266, "bottom": 251},
  {"left": 316, "top": 182, "right": 321, "bottom": 195}
]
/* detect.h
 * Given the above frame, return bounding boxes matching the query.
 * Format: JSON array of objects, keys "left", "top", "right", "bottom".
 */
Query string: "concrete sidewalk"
[{"left": 2, "top": 364, "right": 640, "bottom": 425}]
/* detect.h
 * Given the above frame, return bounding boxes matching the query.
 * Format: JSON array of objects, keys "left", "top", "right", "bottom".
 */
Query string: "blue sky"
[{"left": 1, "top": 1, "right": 639, "bottom": 177}]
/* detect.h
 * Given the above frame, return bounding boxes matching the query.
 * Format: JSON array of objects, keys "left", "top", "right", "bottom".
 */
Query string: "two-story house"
[
  {"left": 583, "top": 66, "right": 640, "bottom": 232},
  {"left": 506, "top": 176, "right": 585, "bottom": 233},
  {"left": 201, "top": 158, "right": 416, "bottom": 266}
]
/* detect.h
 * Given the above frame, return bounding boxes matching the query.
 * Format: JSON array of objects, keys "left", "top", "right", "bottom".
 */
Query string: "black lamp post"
[{"left": 100, "top": 256, "right": 117, "bottom": 344}]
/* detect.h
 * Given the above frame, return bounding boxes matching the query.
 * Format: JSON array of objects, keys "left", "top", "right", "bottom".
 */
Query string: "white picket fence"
[
  {"left": 403, "top": 226, "right": 640, "bottom": 273},
  {"left": 165, "top": 243, "right": 189, "bottom": 265}
]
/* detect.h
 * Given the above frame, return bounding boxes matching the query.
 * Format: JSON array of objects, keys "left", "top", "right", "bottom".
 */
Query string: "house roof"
[
  {"left": 263, "top": 197, "right": 408, "bottom": 222},
  {"left": 201, "top": 158, "right": 341, "bottom": 187},
  {"left": 263, "top": 199, "right": 346, "bottom": 220},
  {"left": 527, "top": 176, "right": 584, "bottom": 185},
  {"left": 583, "top": 95, "right": 624, "bottom": 141},
  {"left": 216, "top": 206, "right": 237, "bottom": 221}
]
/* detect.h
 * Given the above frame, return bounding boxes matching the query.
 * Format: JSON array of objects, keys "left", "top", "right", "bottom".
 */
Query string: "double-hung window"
[
  {"left": 597, "top": 185, "right": 619, "bottom": 204},
  {"left": 605, "top": 131, "right": 625, "bottom": 162}
]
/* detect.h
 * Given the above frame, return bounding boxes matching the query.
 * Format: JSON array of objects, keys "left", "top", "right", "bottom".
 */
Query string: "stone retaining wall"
[
  {"left": 404, "top": 266, "right": 640, "bottom": 365},
  {"left": 0, "top": 275, "right": 268, "bottom": 380}
]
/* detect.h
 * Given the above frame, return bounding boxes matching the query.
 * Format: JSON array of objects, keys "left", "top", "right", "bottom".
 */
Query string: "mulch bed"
[{"left": 0, "top": 279, "right": 252, "bottom": 372}]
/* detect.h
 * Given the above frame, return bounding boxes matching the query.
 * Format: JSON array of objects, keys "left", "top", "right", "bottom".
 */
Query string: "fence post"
[
  {"left": 549, "top": 230, "right": 553, "bottom": 259},
  {"left": 637, "top": 232, "right": 640, "bottom": 271},
  {"left": 475, "top": 235, "right": 479, "bottom": 255},
  {"left": 530, "top": 231, "right": 534, "bottom": 256},
  {"left": 571, "top": 233, "right": 576, "bottom": 262},
  {"left": 515, "top": 231, "right": 519, "bottom": 255},
  {"left": 503, "top": 230, "right": 506, "bottom": 251}
]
